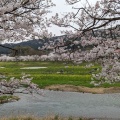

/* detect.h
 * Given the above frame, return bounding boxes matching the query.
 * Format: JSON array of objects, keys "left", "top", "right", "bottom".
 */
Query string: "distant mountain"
[
  {"left": 0, "top": 39, "right": 41, "bottom": 54},
  {"left": 0, "top": 35, "right": 67, "bottom": 55}
]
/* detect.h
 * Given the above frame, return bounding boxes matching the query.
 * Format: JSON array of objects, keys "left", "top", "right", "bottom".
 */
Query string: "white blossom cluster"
[
  {"left": 0, "top": 0, "right": 55, "bottom": 42},
  {"left": 91, "top": 60, "right": 120, "bottom": 86},
  {"left": 0, "top": 73, "right": 42, "bottom": 95}
]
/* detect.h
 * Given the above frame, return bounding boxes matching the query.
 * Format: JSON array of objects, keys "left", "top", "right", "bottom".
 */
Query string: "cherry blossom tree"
[
  {"left": 49, "top": 0, "right": 120, "bottom": 86},
  {"left": 0, "top": 0, "right": 55, "bottom": 42},
  {"left": 0, "top": 0, "right": 55, "bottom": 97},
  {"left": 0, "top": 73, "right": 43, "bottom": 95},
  {"left": 51, "top": 0, "right": 120, "bottom": 34}
]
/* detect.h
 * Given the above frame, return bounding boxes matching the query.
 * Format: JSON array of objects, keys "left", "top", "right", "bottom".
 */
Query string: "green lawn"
[{"left": 0, "top": 61, "right": 116, "bottom": 88}]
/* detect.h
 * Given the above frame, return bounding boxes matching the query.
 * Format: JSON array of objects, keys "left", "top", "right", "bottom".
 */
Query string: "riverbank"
[
  {"left": 0, "top": 116, "right": 92, "bottom": 120},
  {"left": 45, "top": 85, "right": 120, "bottom": 94}
]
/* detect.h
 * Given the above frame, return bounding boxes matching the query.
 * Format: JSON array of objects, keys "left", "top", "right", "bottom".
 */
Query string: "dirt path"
[{"left": 45, "top": 85, "right": 120, "bottom": 94}]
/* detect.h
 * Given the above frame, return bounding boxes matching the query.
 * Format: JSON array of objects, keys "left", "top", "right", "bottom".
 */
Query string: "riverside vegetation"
[
  {"left": 0, "top": 116, "right": 91, "bottom": 120},
  {"left": 0, "top": 95, "right": 19, "bottom": 104}
]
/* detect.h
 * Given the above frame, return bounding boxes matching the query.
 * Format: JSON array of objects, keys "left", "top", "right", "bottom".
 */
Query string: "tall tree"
[
  {"left": 0, "top": 0, "right": 55, "bottom": 42},
  {"left": 49, "top": 0, "right": 120, "bottom": 85}
]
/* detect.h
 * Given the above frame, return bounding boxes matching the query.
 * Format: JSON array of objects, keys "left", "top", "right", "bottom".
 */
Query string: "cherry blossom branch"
[{"left": 0, "top": 73, "right": 42, "bottom": 96}]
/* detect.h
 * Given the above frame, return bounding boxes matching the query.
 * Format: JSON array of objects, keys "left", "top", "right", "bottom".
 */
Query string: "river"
[{"left": 0, "top": 90, "right": 120, "bottom": 119}]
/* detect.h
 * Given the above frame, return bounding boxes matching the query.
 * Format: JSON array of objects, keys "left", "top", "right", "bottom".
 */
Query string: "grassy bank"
[
  {"left": 0, "top": 61, "right": 120, "bottom": 88},
  {"left": 0, "top": 95, "right": 19, "bottom": 104}
]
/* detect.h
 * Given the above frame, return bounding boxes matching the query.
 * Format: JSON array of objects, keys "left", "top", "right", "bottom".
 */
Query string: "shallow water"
[
  {"left": 0, "top": 90, "right": 120, "bottom": 119},
  {"left": 20, "top": 67, "right": 47, "bottom": 69}
]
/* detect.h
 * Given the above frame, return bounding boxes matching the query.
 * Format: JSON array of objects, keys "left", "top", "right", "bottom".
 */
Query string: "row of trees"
[{"left": 11, "top": 46, "right": 45, "bottom": 56}]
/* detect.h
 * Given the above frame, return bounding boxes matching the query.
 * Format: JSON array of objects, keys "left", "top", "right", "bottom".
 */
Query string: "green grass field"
[{"left": 0, "top": 61, "right": 119, "bottom": 88}]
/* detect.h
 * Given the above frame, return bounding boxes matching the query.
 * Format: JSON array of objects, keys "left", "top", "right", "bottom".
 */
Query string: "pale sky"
[{"left": 47, "top": 0, "right": 99, "bottom": 36}]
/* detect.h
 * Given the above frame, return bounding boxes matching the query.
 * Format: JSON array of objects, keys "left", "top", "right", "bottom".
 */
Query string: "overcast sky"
[{"left": 47, "top": 0, "right": 99, "bottom": 36}]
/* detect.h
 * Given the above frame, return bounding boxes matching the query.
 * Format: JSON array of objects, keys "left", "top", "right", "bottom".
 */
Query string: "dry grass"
[
  {"left": 45, "top": 85, "right": 120, "bottom": 94},
  {"left": 0, "top": 116, "right": 92, "bottom": 120}
]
